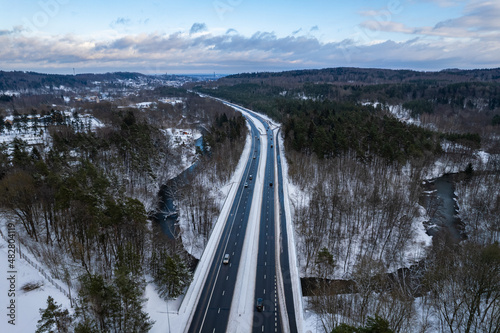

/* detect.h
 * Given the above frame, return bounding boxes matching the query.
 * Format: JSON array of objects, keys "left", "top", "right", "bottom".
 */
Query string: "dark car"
[
  {"left": 256, "top": 298, "right": 263, "bottom": 311},
  {"left": 269, "top": 182, "right": 273, "bottom": 187}
]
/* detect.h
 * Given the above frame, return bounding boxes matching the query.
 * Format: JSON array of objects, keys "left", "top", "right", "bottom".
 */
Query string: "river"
[
  {"left": 421, "top": 174, "right": 466, "bottom": 241},
  {"left": 155, "top": 136, "right": 204, "bottom": 238}
]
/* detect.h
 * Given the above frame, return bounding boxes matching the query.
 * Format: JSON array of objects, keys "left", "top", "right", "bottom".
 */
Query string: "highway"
[
  {"left": 187, "top": 100, "right": 299, "bottom": 332},
  {"left": 250, "top": 115, "right": 298, "bottom": 333},
  {"left": 251, "top": 122, "right": 282, "bottom": 333},
  {"left": 187, "top": 120, "right": 261, "bottom": 333},
  {"left": 275, "top": 128, "right": 298, "bottom": 333}
]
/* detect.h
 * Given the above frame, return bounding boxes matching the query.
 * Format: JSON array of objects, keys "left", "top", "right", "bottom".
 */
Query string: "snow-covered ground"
[
  {"left": 117, "top": 98, "right": 184, "bottom": 110},
  {"left": 0, "top": 219, "right": 72, "bottom": 333},
  {"left": 0, "top": 112, "right": 209, "bottom": 333},
  {"left": 0, "top": 112, "right": 104, "bottom": 147},
  {"left": 4, "top": 97, "right": 491, "bottom": 332}
]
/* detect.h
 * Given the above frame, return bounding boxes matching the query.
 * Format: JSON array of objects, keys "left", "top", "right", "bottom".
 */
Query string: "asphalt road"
[
  {"left": 249, "top": 115, "right": 298, "bottom": 333},
  {"left": 188, "top": 120, "right": 261, "bottom": 333},
  {"left": 276, "top": 128, "right": 298, "bottom": 333},
  {"left": 252, "top": 123, "right": 282, "bottom": 333},
  {"left": 188, "top": 100, "right": 299, "bottom": 333}
]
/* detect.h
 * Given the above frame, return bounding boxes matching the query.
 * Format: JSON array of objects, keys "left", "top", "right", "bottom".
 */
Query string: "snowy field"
[{"left": 0, "top": 220, "right": 72, "bottom": 333}]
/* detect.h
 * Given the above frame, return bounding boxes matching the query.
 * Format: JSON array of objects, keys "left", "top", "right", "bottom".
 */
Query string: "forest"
[
  {"left": 1, "top": 67, "right": 499, "bottom": 332},
  {"left": 194, "top": 67, "right": 500, "bottom": 332},
  {"left": 0, "top": 71, "right": 194, "bottom": 92},
  {"left": 0, "top": 87, "right": 247, "bottom": 332}
]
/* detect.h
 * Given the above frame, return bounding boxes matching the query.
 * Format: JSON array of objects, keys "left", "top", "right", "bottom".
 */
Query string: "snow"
[
  {"left": 0, "top": 90, "right": 20, "bottom": 96},
  {"left": 144, "top": 281, "right": 183, "bottom": 333},
  {"left": 159, "top": 97, "right": 184, "bottom": 105},
  {"left": 0, "top": 113, "right": 104, "bottom": 145},
  {"left": 476, "top": 150, "right": 490, "bottom": 164},
  {"left": 161, "top": 128, "right": 201, "bottom": 172},
  {"left": 117, "top": 98, "right": 184, "bottom": 110},
  {"left": 0, "top": 219, "right": 72, "bottom": 333}
]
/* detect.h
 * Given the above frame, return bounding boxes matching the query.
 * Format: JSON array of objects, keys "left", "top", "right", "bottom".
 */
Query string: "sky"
[{"left": 0, "top": 0, "right": 499, "bottom": 74}]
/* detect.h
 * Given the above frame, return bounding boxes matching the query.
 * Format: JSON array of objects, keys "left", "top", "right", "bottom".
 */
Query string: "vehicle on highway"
[
  {"left": 269, "top": 182, "right": 273, "bottom": 187},
  {"left": 256, "top": 298, "right": 263, "bottom": 311},
  {"left": 249, "top": 175, "right": 252, "bottom": 180},
  {"left": 223, "top": 254, "right": 230, "bottom": 264},
  {"left": 244, "top": 182, "right": 248, "bottom": 188}
]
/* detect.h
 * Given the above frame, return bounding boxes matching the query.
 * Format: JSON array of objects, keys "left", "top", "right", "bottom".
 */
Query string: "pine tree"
[
  {"left": 36, "top": 296, "right": 71, "bottom": 333},
  {"left": 114, "top": 245, "right": 154, "bottom": 332},
  {"left": 155, "top": 253, "right": 192, "bottom": 299}
]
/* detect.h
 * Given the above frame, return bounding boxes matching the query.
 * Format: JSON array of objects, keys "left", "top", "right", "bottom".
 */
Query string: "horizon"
[{"left": 3, "top": 65, "right": 500, "bottom": 78}]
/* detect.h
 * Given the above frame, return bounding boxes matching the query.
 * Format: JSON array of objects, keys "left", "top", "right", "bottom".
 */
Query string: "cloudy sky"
[{"left": 1, "top": 0, "right": 499, "bottom": 74}]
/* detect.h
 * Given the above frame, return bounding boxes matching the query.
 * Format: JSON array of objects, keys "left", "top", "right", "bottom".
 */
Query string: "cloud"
[
  {"left": 110, "top": 17, "right": 132, "bottom": 29},
  {"left": 115, "top": 17, "right": 132, "bottom": 25},
  {"left": 310, "top": 26, "right": 319, "bottom": 32},
  {"left": 414, "top": 0, "right": 467, "bottom": 8},
  {"left": 190, "top": 23, "right": 207, "bottom": 35},
  {"left": 360, "top": 0, "right": 500, "bottom": 41},
  {"left": 360, "top": 21, "right": 415, "bottom": 34},
  {"left": 0, "top": 26, "right": 24, "bottom": 36},
  {"left": 0, "top": 26, "right": 499, "bottom": 73}
]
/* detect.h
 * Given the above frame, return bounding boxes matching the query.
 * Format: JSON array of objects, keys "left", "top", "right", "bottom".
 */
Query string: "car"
[
  {"left": 270, "top": 144, "right": 273, "bottom": 148},
  {"left": 223, "top": 254, "right": 230, "bottom": 264},
  {"left": 249, "top": 175, "right": 253, "bottom": 180},
  {"left": 256, "top": 298, "right": 263, "bottom": 311},
  {"left": 253, "top": 155, "right": 256, "bottom": 159},
  {"left": 269, "top": 182, "right": 273, "bottom": 187},
  {"left": 244, "top": 182, "right": 248, "bottom": 188}
]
